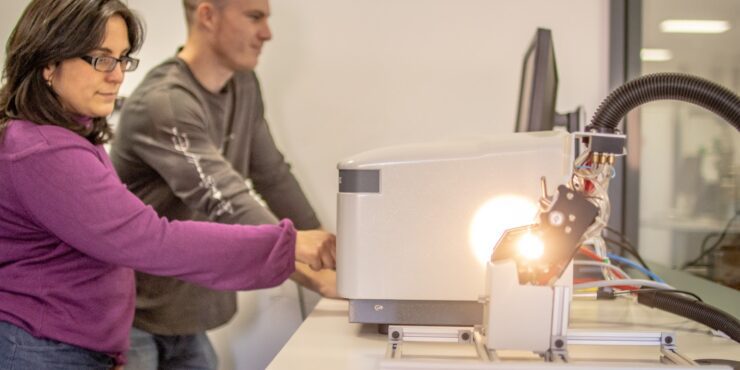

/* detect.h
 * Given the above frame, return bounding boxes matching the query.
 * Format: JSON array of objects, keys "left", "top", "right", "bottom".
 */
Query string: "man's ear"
[{"left": 196, "top": 2, "right": 219, "bottom": 31}]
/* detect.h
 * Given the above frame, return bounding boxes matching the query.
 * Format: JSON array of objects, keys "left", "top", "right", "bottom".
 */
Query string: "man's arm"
[
  {"left": 244, "top": 73, "right": 320, "bottom": 229},
  {"left": 115, "top": 76, "right": 337, "bottom": 293},
  {"left": 242, "top": 74, "right": 339, "bottom": 295},
  {"left": 119, "top": 86, "right": 280, "bottom": 226}
]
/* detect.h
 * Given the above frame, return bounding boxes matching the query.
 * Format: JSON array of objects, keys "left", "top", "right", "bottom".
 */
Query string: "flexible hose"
[
  {"left": 637, "top": 290, "right": 740, "bottom": 343},
  {"left": 588, "top": 73, "right": 740, "bottom": 133}
]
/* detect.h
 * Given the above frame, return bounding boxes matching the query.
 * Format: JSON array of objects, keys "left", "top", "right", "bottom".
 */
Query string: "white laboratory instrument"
[{"left": 336, "top": 130, "right": 573, "bottom": 326}]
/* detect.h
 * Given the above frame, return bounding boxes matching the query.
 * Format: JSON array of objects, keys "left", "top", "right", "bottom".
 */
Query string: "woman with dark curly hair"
[{"left": 0, "top": 1, "right": 334, "bottom": 368}]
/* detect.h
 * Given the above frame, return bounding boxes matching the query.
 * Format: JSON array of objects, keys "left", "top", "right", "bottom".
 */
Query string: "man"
[{"left": 109, "top": 0, "right": 337, "bottom": 368}]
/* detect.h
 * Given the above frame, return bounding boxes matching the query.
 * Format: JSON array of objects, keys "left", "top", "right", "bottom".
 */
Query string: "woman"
[{"left": 0, "top": 1, "right": 334, "bottom": 369}]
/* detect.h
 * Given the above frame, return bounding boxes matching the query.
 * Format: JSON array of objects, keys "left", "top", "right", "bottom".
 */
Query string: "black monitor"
[
  {"left": 515, "top": 28, "right": 581, "bottom": 133},
  {"left": 515, "top": 28, "right": 558, "bottom": 132}
]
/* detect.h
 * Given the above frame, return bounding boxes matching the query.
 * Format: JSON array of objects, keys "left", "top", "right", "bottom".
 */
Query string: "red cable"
[{"left": 578, "top": 246, "right": 604, "bottom": 262}]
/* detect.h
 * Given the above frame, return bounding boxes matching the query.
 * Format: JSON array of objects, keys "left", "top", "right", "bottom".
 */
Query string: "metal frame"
[
  {"left": 384, "top": 326, "right": 698, "bottom": 367},
  {"left": 608, "top": 0, "right": 643, "bottom": 246}
]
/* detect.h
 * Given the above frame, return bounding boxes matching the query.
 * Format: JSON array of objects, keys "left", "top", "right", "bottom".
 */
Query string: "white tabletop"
[{"left": 267, "top": 298, "right": 740, "bottom": 370}]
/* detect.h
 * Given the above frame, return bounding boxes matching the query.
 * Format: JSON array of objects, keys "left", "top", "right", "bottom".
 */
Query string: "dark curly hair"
[{"left": 0, "top": 0, "right": 144, "bottom": 145}]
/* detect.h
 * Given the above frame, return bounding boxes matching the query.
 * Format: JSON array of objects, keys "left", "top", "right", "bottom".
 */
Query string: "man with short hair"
[{"left": 110, "top": 0, "right": 337, "bottom": 368}]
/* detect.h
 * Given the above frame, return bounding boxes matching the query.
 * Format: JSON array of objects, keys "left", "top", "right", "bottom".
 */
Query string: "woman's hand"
[{"left": 295, "top": 230, "right": 336, "bottom": 271}]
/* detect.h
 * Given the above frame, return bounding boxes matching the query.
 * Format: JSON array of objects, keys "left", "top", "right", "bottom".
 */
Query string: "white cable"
[
  {"left": 569, "top": 151, "right": 663, "bottom": 294},
  {"left": 574, "top": 279, "right": 675, "bottom": 291},
  {"left": 581, "top": 239, "right": 618, "bottom": 280},
  {"left": 574, "top": 260, "right": 632, "bottom": 280},
  {"left": 573, "top": 293, "right": 598, "bottom": 299}
]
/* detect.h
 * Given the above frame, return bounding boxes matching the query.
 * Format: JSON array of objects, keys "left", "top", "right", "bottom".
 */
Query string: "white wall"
[
  {"left": 0, "top": 1, "right": 28, "bottom": 68},
  {"left": 258, "top": 1, "right": 611, "bottom": 232},
  {"left": 1, "top": 1, "right": 610, "bottom": 369}
]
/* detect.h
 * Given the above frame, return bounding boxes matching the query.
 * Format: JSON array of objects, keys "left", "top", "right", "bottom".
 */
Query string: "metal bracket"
[
  {"left": 385, "top": 325, "right": 475, "bottom": 360},
  {"left": 566, "top": 330, "right": 696, "bottom": 365},
  {"left": 659, "top": 332, "right": 697, "bottom": 366},
  {"left": 544, "top": 335, "right": 569, "bottom": 362}
]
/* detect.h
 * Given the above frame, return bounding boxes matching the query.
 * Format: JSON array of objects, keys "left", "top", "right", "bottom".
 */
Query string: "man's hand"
[
  {"left": 295, "top": 229, "right": 336, "bottom": 271},
  {"left": 291, "top": 262, "right": 340, "bottom": 298}
]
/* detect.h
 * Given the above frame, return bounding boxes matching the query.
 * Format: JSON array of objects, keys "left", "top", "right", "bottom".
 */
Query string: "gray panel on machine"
[
  {"left": 339, "top": 169, "right": 380, "bottom": 193},
  {"left": 349, "top": 299, "right": 483, "bottom": 326}
]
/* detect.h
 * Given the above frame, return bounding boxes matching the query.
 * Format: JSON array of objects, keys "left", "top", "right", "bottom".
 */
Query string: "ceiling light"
[
  {"left": 641, "top": 48, "right": 673, "bottom": 62},
  {"left": 660, "top": 20, "right": 730, "bottom": 34}
]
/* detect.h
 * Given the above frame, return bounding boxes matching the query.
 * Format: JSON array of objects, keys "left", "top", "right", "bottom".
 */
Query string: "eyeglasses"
[{"left": 80, "top": 55, "right": 140, "bottom": 73}]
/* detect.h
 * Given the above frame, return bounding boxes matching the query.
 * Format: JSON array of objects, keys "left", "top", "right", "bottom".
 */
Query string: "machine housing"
[{"left": 336, "top": 130, "right": 574, "bottom": 325}]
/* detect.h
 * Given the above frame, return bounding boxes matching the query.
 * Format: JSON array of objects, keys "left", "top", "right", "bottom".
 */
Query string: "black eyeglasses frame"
[{"left": 79, "top": 55, "right": 140, "bottom": 73}]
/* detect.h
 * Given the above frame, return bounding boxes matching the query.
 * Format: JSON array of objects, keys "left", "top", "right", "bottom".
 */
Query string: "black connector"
[
  {"left": 596, "top": 287, "right": 616, "bottom": 300},
  {"left": 590, "top": 135, "right": 625, "bottom": 156}
]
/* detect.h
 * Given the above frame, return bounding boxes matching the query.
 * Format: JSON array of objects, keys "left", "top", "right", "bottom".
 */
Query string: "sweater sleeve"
[
  {"left": 10, "top": 141, "right": 296, "bottom": 291},
  {"left": 126, "top": 86, "right": 282, "bottom": 226}
]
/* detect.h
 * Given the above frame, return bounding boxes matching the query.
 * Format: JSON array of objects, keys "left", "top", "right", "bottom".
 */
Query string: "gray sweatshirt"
[{"left": 110, "top": 57, "right": 320, "bottom": 335}]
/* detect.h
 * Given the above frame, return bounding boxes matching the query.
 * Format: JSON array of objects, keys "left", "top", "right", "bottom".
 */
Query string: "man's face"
[{"left": 211, "top": 0, "right": 272, "bottom": 71}]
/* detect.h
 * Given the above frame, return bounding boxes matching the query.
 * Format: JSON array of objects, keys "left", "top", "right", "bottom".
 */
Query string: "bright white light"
[
  {"left": 660, "top": 20, "right": 730, "bottom": 34},
  {"left": 516, "top": 233, "right": 545, "bottom": 260},
  {"left": 469, "top": 196, "right": 538, "bottom": 265},
  {"left": 640, "top": 48, "right": 673, "bottom": 62}
]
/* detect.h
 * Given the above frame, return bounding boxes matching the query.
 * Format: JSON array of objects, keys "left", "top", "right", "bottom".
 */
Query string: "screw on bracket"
[{"left": 549, "top": 211, "right": 565, "bottom": 226}]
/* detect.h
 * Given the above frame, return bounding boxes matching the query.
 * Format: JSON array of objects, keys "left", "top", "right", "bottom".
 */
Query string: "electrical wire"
[
  {"left": 570, "top": 150, "right": 612, "bottom": 241},
  {"left": 682, "top": 212, "right": 739, "bottom": 269},
  {"left": 698, "top": 233, "right": 721, "bottom": 261},
  {"left": 574, "top": 260, "right": 631, "bottom": 280},
  {"left": 574, "top": 278, "right": 637, "bottom": 291},
  {"left": 602, "top": 230, "right": 651, "bottom": 270},
  {"left": 579, "top": 246, "right": 606, "bottom": 262},
  {"left": 614, "top": 288, "right": 703, "bottom": 303},
  {"left": 607, "top": 253, "right": 665, "bottom": 283},
  {"left": 574, "top": 279, "right": 674, "bottom": 291},
  {"left": 604, "top": 226, "right": 631, "bottom": 242},
  {"left": 577, "top": 245, "right": 623, "bottom": 282},
  {"left": 582, "top": 238, "right": 622, "bottom": 281},
  {"left": 603, "top": 236, "right": 649, "bottom": 267}
]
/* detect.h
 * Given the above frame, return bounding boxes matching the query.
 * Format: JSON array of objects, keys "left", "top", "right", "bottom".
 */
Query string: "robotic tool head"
[{"left": 491, "top": 184, "right": 599, "bottom": 286}]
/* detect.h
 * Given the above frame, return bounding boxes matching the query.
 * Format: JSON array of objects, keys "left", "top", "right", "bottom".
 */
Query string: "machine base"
[{"left": 348, "top": 299, "right": 483, "bottom": 326}]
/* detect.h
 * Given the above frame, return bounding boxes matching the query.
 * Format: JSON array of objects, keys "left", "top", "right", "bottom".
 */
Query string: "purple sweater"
[{"left": 0, "top": 120, "right": 296, "bottom": 363}]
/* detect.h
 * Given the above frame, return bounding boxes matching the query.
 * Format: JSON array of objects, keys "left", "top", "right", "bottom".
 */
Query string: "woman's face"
[{"left": 44, "top": 15, "right": 130, "bottom": 118}]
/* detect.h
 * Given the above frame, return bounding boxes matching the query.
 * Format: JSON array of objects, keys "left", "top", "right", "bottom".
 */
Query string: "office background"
[
  {"left": 0, "top": 2, "right": 609, "bottom": 369},
  {"left": 2, "top": 1, "right": 737, "bottom": 370}
]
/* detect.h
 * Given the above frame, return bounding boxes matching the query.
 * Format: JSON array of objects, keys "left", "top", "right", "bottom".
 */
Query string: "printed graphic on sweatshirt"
[
  {"left": 244, "top": 178, "right": 268, "bottom": 208},
  {"left": 171, "top": 127, "right": 234, "bottom": 216}
]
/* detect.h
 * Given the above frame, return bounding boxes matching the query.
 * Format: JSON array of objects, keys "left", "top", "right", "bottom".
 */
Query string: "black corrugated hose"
[
  {"left": 587, "top": 73, "right": 740, "bottom": 343},
  {"left": 587, "top": 72, "right": 740, "bottom": 133},
  {"left": 637, "top": 290, "right": 740, "bottom": 343}
]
